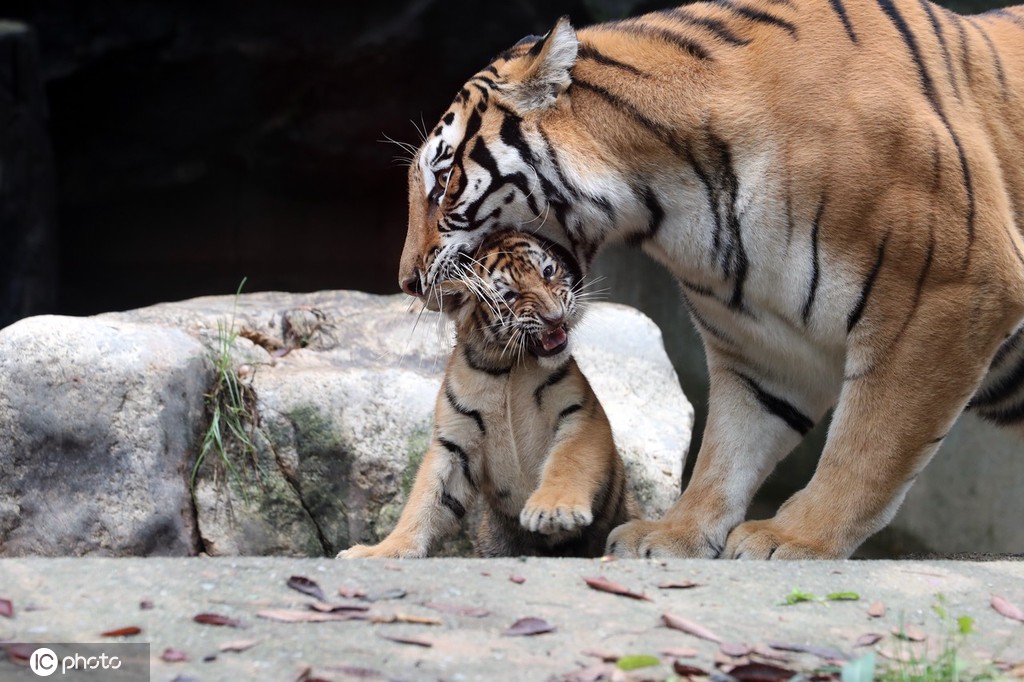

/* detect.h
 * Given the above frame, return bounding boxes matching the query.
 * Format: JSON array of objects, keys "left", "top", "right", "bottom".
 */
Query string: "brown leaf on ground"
[
  {"left": 220, "top": 639, "right": 260, "bottom": 653},
  {"left": 660, "top": 646, "right": 699, "bottom": 658},
  {"left": 583, "top": 576, "right": 651, "bottom": 601},
  {"left": 161, "top": 648, "right": 189, "bottom": 662},
  {"left": 376, "top": 631, "right": 432, "bottom": 648},
  {"left": 100, "top": 626, "right": 141, "bottom": 637},
  {"left": 509, "top": 575, "right": 526, "bottom": 584},
  {"left": 422, "top": 601, "right": 489, "bottom": 618},
  {"left": 715, "top": 649, "right": 749, "bottom": 667},
  {"left": 558, "top": 663, "right": 616, "bottom": 682},
  {"left": 661, "top": 613, "right": 723, "bottom": 643},
  {"left": 292, "top": 663, "right": 312, "bottom": 682},
  {"left": 323, "top": 665, "right": 383, "bottom": 678},
  {"left": 338, "top": 586, "right": 367, "bottom": 599},
  {"left": 0, "top": 598, "right": 13, "bottom": 618},
  {"left": 2, "top": 644, "right": 33, "bottom": 666},
  {"left": 867, "top": 601, "right": 885, "bottom": 618},
  {"left": 658, "top": 580, "right": 703, "bottom": 590},
  {"left": 383, "top": 563, "right": 402, "bottom": 571},
  {"left": 139, "top": 599, "right": 154, "bottom": 611},
  {"left": 582, "top": 648, "right": 620, "bottom": 662},
  {"left": 503, "top": 616, "right": 556, "bottom": 636},
  {"left": 673, "top": 661, "right": 709, "bottom": 676},
  {"left": 750, "top": 644, "right": 790, "bottom": 662},
  {"left": 372, "top": 613, "right": 442, "bottom": 625},
  {"left": 992, "top": 594, "right": 1024, "bottom": 623},
  {"left": 891, "top": 624, "right": 926, "bottom": 642},
  {"left": 767, "top": 641, "right": 848, "bottom": 661},
  {"left": 365, "top": 588, "right": 407, "bottom": 602},
  {"left": 308, "top": 601, "right": 370, "bottom": 613},
  {"left": 193, "top": 613, "right": 242, "bottom": 628},
  {"left": 287, "top": 576, "right": 327, "bottom": 602},
  {"left": 720, "top": 641, "right": 752, "bottom": 657},
  {"left": 854, "top": 633, "right": 883, "bottom": 647},
  {"left": 728, "top": 662, "right": 799, "bottom": 682},
  {"left": 257, "top": 609, "right": 363, "bottom": 623}
]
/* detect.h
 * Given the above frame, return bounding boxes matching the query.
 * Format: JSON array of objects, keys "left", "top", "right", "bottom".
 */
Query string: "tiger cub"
[{"left": 339, "top": 231, "right": 638, "bottom": 558}]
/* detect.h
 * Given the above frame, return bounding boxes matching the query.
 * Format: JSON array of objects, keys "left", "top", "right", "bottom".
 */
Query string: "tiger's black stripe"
[
  {"left": 462, "top": 344, "right": 511, "bottom": 376},
  {"left": 465, "top": 139, "right": 538, "bottom": 226},
  {"left": 877, "top": 0, "right": 976, "bottom": 261},
  {"left": 971, "top": 354, "right": 1024, "bottom": 408},
  {"left": 944, "top": 10, "right": 975, "bottom": 87},
  {"left": 577, "top": 43, "right": 649, "bottom": 77},
  {"left": 534, "top": 363, "right": 571, "bottom": 407},
  {"left": 966, "top": 19, "right": 1009, "bottom": 99},
  {"left": 440, "top": 490, "right": 467, "bottom": 519},
  {"left": 571, "top": 79, "right": 688, "bottom": 157},
  {"left": 802, "top": 197, "right": 826, "bottom": 325},
  {"left": 554, "top": 403, "right": 584, "bottom": 433},
  {"left": 438, "top": 437, "right": 475, "bottom": 489},
  {"left": 447, "top": 108, "right": 484, "bottom": 214},
  {"left": 977, "top": 400, "right": 1024, "bottom": 425},
  {"left": 735, "top": 371, "right": 814, "bottom": 435},
  {"left": 627, "top": 185, "right": 665, "bottom": 246},
  {"left": 828, "top": 0, "right": 858, "bottom": 43},
  {"left": 712, "top": 0, "right": 798, "bottom": 37},
  {"left": 658, "top": 8, "right": 752, "bottom": 46},
  {"left": 445, "top": 385, "right": 486, "bottom": 434},
  {"left": 891, "top": 229, "right": 937, "bottom": 347},
  {"left": 707, "top": 133, "right": 748, "bottom": 311},
  {"left": 847, "top": 232, "right": 890, "bottom": 333},
  {"left": 989, "top": 8, "right": 1024, "bottom": 32},
  {"left": 683, "top": 294, "right": 736, "bottom": 347},
  {"left": 606, "top": 21, "right": 712, "bottom": 61},
  {"left": 919, "top": 0, "right": 961, "bottom": 100}
]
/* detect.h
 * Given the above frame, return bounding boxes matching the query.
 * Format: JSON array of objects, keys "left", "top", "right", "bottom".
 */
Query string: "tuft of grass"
[{"left": 192, "top": 278, "right": 262, "bottom": 501}]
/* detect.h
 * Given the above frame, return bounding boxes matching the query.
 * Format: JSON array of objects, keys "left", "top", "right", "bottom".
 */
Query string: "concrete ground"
[{"left": 0, "top": 558, "right": 1022, "bottom": 681}]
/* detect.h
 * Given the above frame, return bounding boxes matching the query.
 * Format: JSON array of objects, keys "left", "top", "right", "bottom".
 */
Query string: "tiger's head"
[
  {"left": 449, "top": 231, "right": 584, "bottom": 364},
  {"left": 399, "top": 18, "right": 580, "bottom": 310}
]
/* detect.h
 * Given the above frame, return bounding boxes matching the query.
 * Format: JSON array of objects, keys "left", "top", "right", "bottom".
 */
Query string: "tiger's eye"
[
  {"left": 542, "top": 264, "right": 555, "bottom": 280},
  {"left": 502, "top": 290, "right": 519, "bottom": 304}
]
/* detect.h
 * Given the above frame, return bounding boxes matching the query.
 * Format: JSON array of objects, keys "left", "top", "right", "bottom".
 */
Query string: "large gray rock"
[
  {"left": 0, "top": 292, "right": 692, "bottom": 557},
  {"left": 0, "top": 315, "right": 208, "bottom": 555}
]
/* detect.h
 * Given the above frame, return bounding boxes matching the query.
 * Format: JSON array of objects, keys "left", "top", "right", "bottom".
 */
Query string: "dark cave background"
[{"left": 1, "top": 0, "right": 1006, "bottom": 322}]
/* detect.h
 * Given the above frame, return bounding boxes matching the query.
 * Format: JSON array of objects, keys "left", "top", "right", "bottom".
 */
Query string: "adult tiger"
[{"left": 397, "top": 0, "right": 1024, "bottom": 559}]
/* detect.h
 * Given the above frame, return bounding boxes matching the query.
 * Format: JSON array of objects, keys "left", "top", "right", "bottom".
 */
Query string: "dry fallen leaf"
[
  {"left": 338, "top": 586, "right": 367, "bottom": 599},
  {"left": 257, "top": 609, "right": 364, "bottom": 623},
  {"left": 855, "top": 633, "right": 884, "bottom": 647},
  {"left": 992, "top": 594, "right": 1024, "bottom": 623},
  {"left": 581, "top": 648, "right": 620, "bottom": 662},
  {"left": 220, "top": 639, "right": 260, "bottom": 653},
  {"left": 660, "top": 646, "right": 699, "bottom": 658},
  {"left": 308, "top": 601, "right": 370, "bottom": 613},
  {"left": 287, "top": 576, "right": 326, "bottom": 602},
  {"left": 727, "top": 662, "right": 799, "bottom": 682},
  {"left": 867, "top": 601, "right": 886, "bottom": 618},
  {"left": 673, "top": 661, "right": 709, "bottom": 676},
  {"left": 161, "top": 648, "right": 189, "bottom": 662},
  {"left": 365, "top": 588, "right": 407, "bottom": 602},
  {"left": 583, "top": 576, "right": 651, "bottom": 601},
  {"left": 503, "top": 616, "right": 556, "bottom": 636},
  {"left": 139, "top": 599, "right": 154, "bottom": 611},
  {"left": 0, "top": 598, "right": 13, "bottom": 619},
  {"left": 767, "top": 641, "right": 848, "bottom": 661},
  {"left": 3, "top": 644, "right": 33, "bottom": 666},
  {"left": 559, "top": 663, "right": 616, "bottom": 682},
  {"left": 322, "top": 666, "right": 382, "bottom": 679},
  {"left": 373, "top": 613, "right": 442, "bottom": 625},
  {"left": 714, "top": 649, "right": 749, "bottom": 667},
  {"left": 422, "top": 601, "right": 489, "bottom": 618},
  {"left": 194, "top": 613, "right": 242, "bottom": 628},
  {"left": 720, "top": 641, "right": 752, "bottom": 657},
  {"left": 661, "top": 612, "right": 723, "bottom": 643},
  {"left": 100, "top": 626, "right": 142, "bottom": 637},
  {"left": 750, "top": 644, "right": 790, "bottom": 662},
  {"left": 376, "top": 631, "right": 432, "bottom": 648},
  {"left": 509, "top": 575, "right": 526, "bottom": 584},
  {"left": 658, "top": 580, "right": 703, "bottom": 590}
]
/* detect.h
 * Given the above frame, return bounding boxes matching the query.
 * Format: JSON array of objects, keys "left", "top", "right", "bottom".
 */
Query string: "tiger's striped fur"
[
  {"left": 398, "top": 0, "right": 1024, "bottom": 559},
  {"left": 340, "top": 232, "right": 637, "bottom": 558}
]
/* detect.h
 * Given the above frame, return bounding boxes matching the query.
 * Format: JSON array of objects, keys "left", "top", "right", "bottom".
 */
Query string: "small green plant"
[
  {"left": 192, "top": 278, "right": 262, "bottom": 500},
  {"left": 781, "top": 588, "right": 861, "bottom": 605}
]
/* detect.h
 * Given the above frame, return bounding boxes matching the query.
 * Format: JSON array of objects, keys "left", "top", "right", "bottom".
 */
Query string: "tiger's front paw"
[
  {"left": 724, "top": 519, "right": 846, "bottom": 560},
  {"left": 336, "top": 543, "right": 424, "bottom": 559},
  {"left": 520, "top": 491, "right": 593, "bottom": 535},
  {"left": 605, "top": 519, "right": 726, "bottom": 559}
]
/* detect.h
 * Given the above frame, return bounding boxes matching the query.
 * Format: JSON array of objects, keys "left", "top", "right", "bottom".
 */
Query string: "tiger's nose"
[
  {"left": 539, "top": 313, "right": 566, "bottom": 328},
  {"left": 401, "top": 269, "right": 424, "bottom": 297}
]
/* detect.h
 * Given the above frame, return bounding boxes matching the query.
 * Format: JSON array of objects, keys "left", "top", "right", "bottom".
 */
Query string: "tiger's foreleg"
[
  {"left": 338, "top": 439, "right": 476, "bottom": 558},
  {"left": 724, "top": 290, "right": 1012, "bottom": 559},
  {"left": 519, "top": 399, "right": 613, "bottom": 535},
  {"left": 607, "top": 346, "right": 822, "bottom": 558}
]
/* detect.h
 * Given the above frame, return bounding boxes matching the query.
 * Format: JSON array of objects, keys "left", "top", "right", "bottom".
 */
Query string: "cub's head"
[
  {"left": 451, "top": 231, "right": 583, "bottom": 362},
  {"left": 399, "top": 18, "right": 580, "bottom": 309}
]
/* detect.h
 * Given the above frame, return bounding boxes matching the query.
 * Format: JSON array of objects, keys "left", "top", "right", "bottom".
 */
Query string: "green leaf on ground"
[
  {"left": 827, "top": 591, "right": 861, "bottom": 601},
  {"left": 781, "top": 589, "right": 818, "bottom": 605},
  {"left": 616, "top": 654, "right": 660, "bottom": 671}
]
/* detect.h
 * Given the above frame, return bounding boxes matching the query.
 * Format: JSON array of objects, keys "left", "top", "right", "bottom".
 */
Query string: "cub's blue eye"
[{"left": 542, "top": 264, "right": 555, "bottom": 279}]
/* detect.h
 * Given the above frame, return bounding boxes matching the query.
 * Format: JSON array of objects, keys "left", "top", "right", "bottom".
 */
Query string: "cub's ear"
[{"left": 501, "top": 17, "right": 578, "bottom": 113}]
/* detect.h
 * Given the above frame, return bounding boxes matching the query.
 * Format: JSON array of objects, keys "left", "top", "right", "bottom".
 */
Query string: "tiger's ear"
[{"left": 502, "top": 17, "right": 578, "bottom": 113}]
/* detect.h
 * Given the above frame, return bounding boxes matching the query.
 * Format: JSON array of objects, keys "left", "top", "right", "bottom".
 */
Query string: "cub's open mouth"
[{"left": 530, "top": 326, "right": 568, "bottom": 357}]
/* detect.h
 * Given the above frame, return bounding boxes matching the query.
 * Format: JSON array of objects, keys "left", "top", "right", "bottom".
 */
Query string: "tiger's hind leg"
[{"left": 724, "top": 285, "right": 1020, "bottom": 560}]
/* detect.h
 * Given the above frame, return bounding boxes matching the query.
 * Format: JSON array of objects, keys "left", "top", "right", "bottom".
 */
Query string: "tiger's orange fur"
[{"left": 397, "top": 0, "right": 1024, "bottom": 558}]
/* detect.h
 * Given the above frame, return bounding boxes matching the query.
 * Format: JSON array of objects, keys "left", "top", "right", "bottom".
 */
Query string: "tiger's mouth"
[{"left": 529, "top": 325, "right": 569, "bottom": 358}]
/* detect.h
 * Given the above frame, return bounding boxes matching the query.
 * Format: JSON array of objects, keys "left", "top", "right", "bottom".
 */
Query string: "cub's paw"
[
  {"left": 336, "top": 543, "right": 423, "bottom": 559},
  {"left": 520, "top": 493, "right": 593, "bottom": 535},
  {"left": 606, "top": 519, "right": 726, "bottom": 559},
  {"left": 724, "top": 519, "right": 844, "bottom": 560}
]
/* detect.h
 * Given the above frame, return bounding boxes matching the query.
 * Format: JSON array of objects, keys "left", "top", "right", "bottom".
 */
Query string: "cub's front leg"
[
  {"left": 519, "top": 398, "right": 612, "bottom": 535},
  {"left": 338, "top": 439, "right": 476, "bottom": 559}
]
